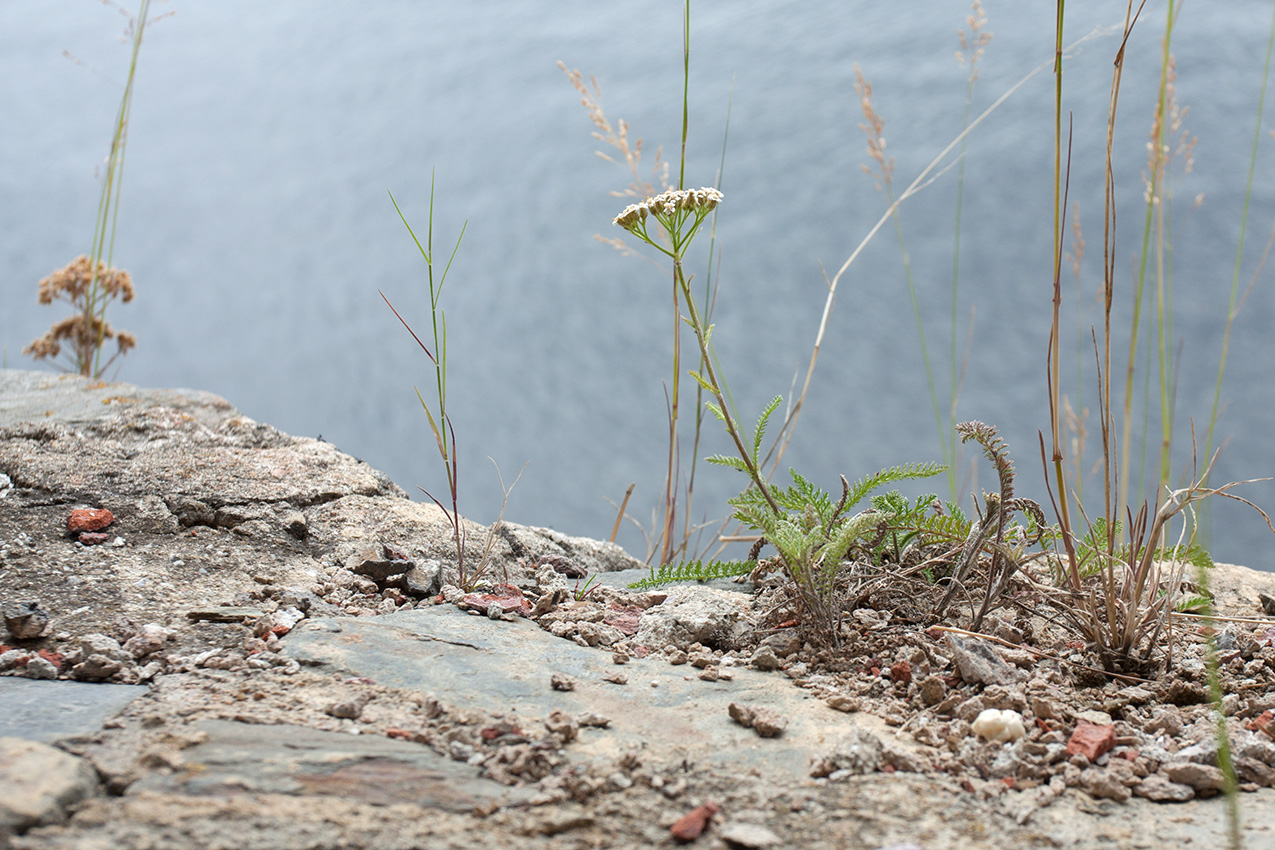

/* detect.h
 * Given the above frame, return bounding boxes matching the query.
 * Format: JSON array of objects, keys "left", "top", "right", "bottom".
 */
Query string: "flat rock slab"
[
  {"left": 283, "top": 606, "right": 887, "bottom": 778},
  {"left": 0, "top": 679, "right": 146, "bottom": 743},
  {"left": 130, "top": 719, "right": 535, "bottom": 814}
]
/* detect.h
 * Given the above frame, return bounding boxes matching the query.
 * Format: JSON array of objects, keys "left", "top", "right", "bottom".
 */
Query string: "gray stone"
[
  {"left": 728, "top": 702, "right": 788, "bottom": 738},
  {"left": 283, "top": 511, "right": 308, "bottom": 539},
  {"left": 0, "top": 649, "right": 27, "bottom": 672},
  {"left": 0, "top": 679, "right": 145, "bottom": 743},
  {"left": 1163, "top": 761, "right": 1227, "bottom": 793},
  {"left": 749, "top": 645, "right": 783, "bottom": 671},
  {"left": 403, "top": 560, "right": 444, "bottom": 597},
  {"left": 761, "top": 631, "right": 802, "bottom": 658},
  {"left": 23, "top": 656, "right": 58, "bottom": 679},
  {"left": 811, "top": 728, "right": 885, "bottom": 778},
  {"left": 1135, "top": 772, "right": 1196, "bottom": 802},
  {"left": 1259, "top": 591, "right": 1275, "bottom": 617},
  {"left": 64, "top": 633, "right": 133, "bottom": 681},
  {"left": 3, "top": 601, "right": 48, "bottom": 640},
  {"left": 945, "top": 633, "right": 1021, "bottom": 686},
  {"left": 0, "top": 737, "right": 99, "bottom": 833},
  {"left": 720, "top": 821, "right": 783, "bottom": 848},
  {"left": 308, "top": 501, "right": 644, "bottom": 595},
  {"left": 632, "top": 585, "right": 750, "bottom": 651},
  {"left": 347, "top": 543, "right": 414, "bottom": 583},
  {"left": 185, "top": 606, "right": 266, "bottom": 623},
  {"left": 121, "top": 624, "right": 174, "bottom": 659},
  {"left": 1079, "top": 766, "right": 1132, "bottom": 802},
  {"left": 165, "top": 496, "right": 216, "bottom": 527},
  {"left": 324, "top": 695, "right": 369, "bottom": 719}
]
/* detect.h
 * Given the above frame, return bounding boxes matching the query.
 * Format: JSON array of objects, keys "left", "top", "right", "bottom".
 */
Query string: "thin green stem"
[
  {"left": 679, "top": 1, "right": 690, "bottom": 192},
  {"left": 662, "top": 265, "right": 682, "bottom": 566},
  {"left": 675, "top": 259, "right": 779, "bottom": 515},
  {"left": 86, "top": 0, "right": 150, "bottom": 377},
  {"left": 386, "top": 184, "right": 469, "bottom": 585},
  {"left": 1049, "top": 0, "right": 1081, "bottom": 587},
  {"left": 1154, "top": 3, "right": 1177, "bottom": 495},
  {"left": 682, "top": 82, "right": 734, "bottom": 560},
  {"left": 659, "top": 0, "right": 694, "bottom": 565}
]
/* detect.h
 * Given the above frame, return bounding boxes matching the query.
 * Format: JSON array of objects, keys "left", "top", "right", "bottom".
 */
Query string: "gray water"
[{"left": 3, "top": 1, "right": 1274, "bottom": 571}]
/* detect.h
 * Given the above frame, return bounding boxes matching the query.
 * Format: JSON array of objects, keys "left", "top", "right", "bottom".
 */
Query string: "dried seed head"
[{"left": 26, "top": 255, "right": 137, "bottom": 373}]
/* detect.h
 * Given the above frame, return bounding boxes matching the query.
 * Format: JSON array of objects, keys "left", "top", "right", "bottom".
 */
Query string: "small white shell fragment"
[{"left": 972, "top": 708, "right": 1027, "bottom": 743}]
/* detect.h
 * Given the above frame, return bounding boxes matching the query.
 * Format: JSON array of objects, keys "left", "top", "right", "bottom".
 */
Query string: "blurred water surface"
[{"left": 3, "top": 1, "right": 1273, "bottom": 570}]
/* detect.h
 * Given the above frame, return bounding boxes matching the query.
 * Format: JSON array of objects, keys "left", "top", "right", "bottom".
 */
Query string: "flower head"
[{"left": 613, "top": 187, "right": 722, "bottom": 232}]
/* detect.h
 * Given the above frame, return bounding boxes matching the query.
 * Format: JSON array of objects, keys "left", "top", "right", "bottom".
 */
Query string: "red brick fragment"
[
  {"left": 37, "top": 650, "right": 63, "bottom": 669},
  {"left": 670, "top": 801, "right": 718, "bottom": 842},
  {"left": 1066, "top": 721, "right": 1117, "bottom": 761},
  {"left": 604, "top": 604, "right": 642, "bottom": 636},
  {"left": 68, "top": 508, "right": 114, "bottom": 533},
  {"left": 480, "top": 721, "right": 522, "bottom": 741},
  {"left": 1246, "top": 710, "right": 1275, "bottom": 740},
  {"left": 385, "top": 728, "right": 414, "bottom": 740},
  {"left": 461, "top": 583, "right": 530, "bottom": 617},
  {"left": 78, "top": 532, "right": 109, "bottom": 545},
  {"left": 889, "top": 660, "right": 913, "bottom": 684}
]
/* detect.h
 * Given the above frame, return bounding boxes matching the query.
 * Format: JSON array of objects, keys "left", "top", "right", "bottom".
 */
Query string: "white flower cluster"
[{"left": 613, "top": 187, "right": 723, "bottom": 230}]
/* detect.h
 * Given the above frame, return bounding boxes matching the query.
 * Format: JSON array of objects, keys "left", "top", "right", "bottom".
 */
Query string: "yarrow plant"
[
  {"left": 613, "top": 187, "right": 780, "bottom": 518},
  {"left": 616, "top": 188, "right": 951, "bottom": 643}
]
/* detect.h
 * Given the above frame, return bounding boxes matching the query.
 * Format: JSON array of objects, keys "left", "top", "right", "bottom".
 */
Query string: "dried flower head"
[
  {"left": 854, "top": 66, "right": 894, "bottom": 192},
  {"left": 558, "top": 61, "right": 669, "bottom": 201},
  {"left": 25, "top": 255, "right": 137, "bottom": 376},
  {"left": 1142, "top": 53, "right": 1195, "bottom": 206},
  {"left": 36, "top": 255, "right": 134, "bottom": 306},
  {"left": 956, "top": 0, "right": 992, "bottom": 81}
]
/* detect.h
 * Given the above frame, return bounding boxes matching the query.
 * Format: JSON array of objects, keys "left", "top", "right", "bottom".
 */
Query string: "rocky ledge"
[{"left": 2, "top": 370, "right": 1275, "bottom": 850}]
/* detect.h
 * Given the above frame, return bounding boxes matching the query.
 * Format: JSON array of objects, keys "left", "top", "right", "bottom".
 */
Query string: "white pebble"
[{"left": 972, "top": 708, "right": 1027, "bottom": 743}]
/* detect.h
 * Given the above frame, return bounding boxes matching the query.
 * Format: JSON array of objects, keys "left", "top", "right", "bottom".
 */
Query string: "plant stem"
[
  {"left": 675, "top": 259, "right": 779, "bottom": 515},
  {"left": 659, "top": 0, "right": 694, "bottom": 565},
  {"left": 1048, "top": 0, "right": 1083, "bottom": 588},
  {"left": 86, "top": 0, "right": 150, "bottom": 378}
]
